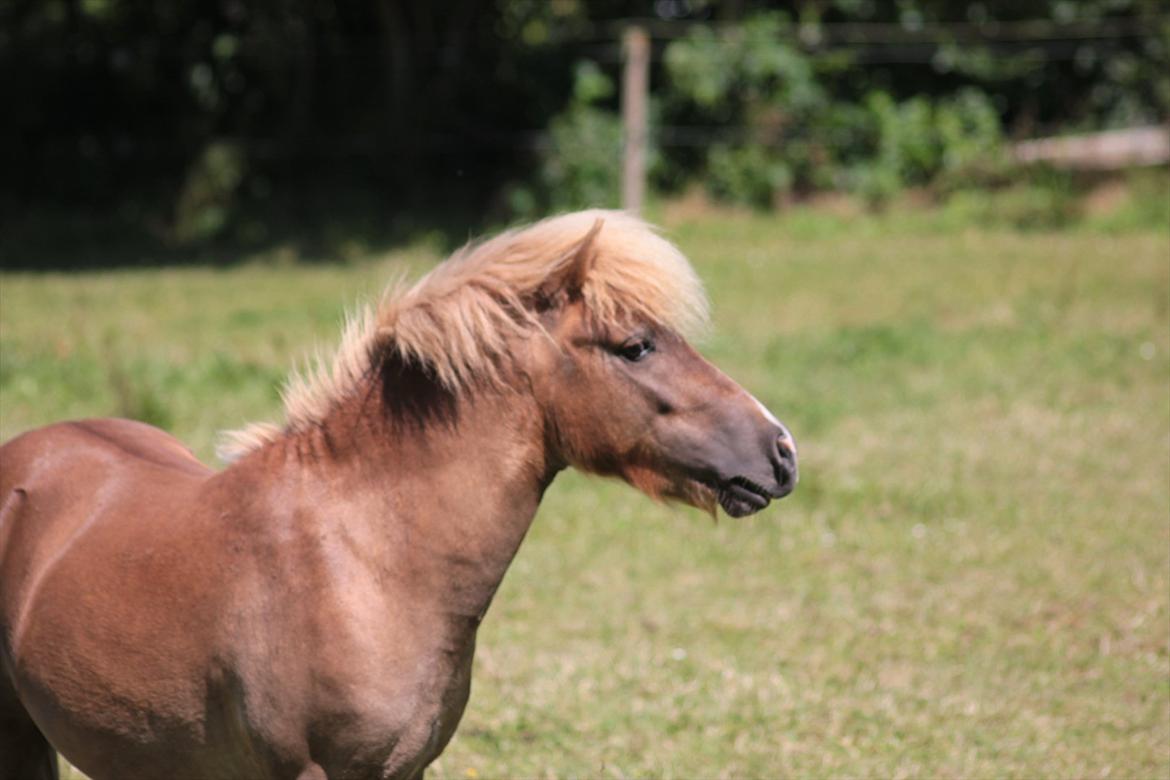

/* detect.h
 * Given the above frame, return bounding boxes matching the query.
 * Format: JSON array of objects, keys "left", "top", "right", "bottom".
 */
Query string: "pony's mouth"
[
  {"left": 714, "top": 476, "right": 772, "bottom": 518},
  {"left": 672, "top": 474, "right": 776, "bottom": 519}
]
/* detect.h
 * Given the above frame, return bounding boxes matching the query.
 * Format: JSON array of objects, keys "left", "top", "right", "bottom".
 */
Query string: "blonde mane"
[{"left": 219, "top": 210, "right": 709, "bottom": 460}]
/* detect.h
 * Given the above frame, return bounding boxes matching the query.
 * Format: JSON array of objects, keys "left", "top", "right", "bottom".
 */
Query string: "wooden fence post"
[{"left": 621, "top": 26, "right": 649, "bottom": 214}]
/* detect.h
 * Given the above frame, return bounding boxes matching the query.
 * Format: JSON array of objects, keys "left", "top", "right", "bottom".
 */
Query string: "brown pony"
[{"left": 0, "top": 210, "right": 796, "bottom": 780}]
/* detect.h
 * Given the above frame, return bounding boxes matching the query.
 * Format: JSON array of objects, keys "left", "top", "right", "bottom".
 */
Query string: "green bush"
[
  {"left": 706, "top": 144, "right": 793, "bottom": 209},
  {"left": 868, "top": 93, "right": 941, "bottom": 187},
  {"left": 518, "top": 11, "right": 1167, "bottom": 220},
  {"left": 519, "top": 60, "right": 625, "bottom": 213},
  {"left": 857, "top": 88, "right": 1005, "bottom": 204},
  {"left": 657, "top": 13, "right": 1007, "bottom": 210},
  {"left": 662, "top": 12, "right": 833, "bottom": 204},
  {"left": 936, "top": 89, "right": 1003, "bottom": 174}
]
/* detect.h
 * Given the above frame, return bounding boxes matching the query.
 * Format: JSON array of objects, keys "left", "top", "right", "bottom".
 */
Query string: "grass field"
[{"left": 1, "top": 203, "right": 1168, "bottom": 778}]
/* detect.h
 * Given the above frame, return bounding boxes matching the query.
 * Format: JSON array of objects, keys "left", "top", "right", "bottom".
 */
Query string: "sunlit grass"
[{"left": 2, "top": 206, "right": 1167, "bottom": 778}]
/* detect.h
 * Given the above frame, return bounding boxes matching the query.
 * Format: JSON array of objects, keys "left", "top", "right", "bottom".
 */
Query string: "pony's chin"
[{"left": 665, "top": 479, "right": 719, "bottom": 517}]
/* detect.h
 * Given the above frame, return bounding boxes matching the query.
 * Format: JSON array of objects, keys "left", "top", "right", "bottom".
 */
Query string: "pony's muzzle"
[{"left": 771, "top": 432, "right": 798, "bottom": 498}]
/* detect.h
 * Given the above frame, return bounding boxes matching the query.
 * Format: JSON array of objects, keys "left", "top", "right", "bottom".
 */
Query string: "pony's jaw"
[{"left": 622, "top": 466, "right": 779, "bottom": 520}]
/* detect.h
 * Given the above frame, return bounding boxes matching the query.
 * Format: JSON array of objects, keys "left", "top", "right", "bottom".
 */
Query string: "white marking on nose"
[
  {"left": 748, "top": 392, "right": 783, "bottom": 428},
  {"left": 748, "top": 391, "right": 796, "bottom": 456}
]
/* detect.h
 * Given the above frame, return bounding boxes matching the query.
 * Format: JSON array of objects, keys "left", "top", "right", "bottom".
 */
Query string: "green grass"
[{"left": 2, "top": 206, "right": 1167, "bottom": 779}]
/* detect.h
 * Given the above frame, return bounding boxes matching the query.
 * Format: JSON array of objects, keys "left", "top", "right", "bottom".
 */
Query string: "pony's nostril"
[{"left": 772, "top": 435, "right": 798, "bottom": 496}]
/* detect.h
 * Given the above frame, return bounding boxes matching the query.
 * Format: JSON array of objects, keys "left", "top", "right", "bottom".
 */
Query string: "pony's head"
[
  {"left": 221, "top": 210, "right": 796, "bottom": 517},
  {"left": 510, "top": 212, "right": 796, "bottom": 516}
]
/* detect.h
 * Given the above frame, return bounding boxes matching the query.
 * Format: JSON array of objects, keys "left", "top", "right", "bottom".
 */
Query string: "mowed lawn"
[{"left": 1, "top": 210, "right": 1167, "bottom": 778}]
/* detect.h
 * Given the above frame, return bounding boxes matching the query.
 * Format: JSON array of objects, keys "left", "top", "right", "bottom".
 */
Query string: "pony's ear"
[
  {"left": 561, "top": 217, "right": 604, "bottom": 295},
  {"left": 535, "top": 218, "right": 603, "bottom": 306}
]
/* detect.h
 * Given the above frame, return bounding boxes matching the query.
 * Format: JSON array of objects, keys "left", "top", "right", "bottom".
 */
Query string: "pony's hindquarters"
[
  {"left": 1, "top": 440, "right": 58, "bottom": 780},
  {"left": 0, "top": 421, "right": 217, "bottom": 780}
]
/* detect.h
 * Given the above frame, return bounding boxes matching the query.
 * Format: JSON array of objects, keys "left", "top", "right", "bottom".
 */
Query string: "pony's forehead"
[
  {"left": 389, "top": 207, "right": 709, "bottom": 359},
  {"left": 551, "top": 210, "right": 710, "bottom": 337}
]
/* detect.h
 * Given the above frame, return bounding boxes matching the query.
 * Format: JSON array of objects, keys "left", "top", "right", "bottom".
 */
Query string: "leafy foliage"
[
  {"left": 0, "top": 0, "right": 1166, "bottom": 257},
  {"left": 515, "top": 61, "right": 626, "bottom": 215},
  {"left": 657, "top": 14, "right": 1015, "bottom": 208}
]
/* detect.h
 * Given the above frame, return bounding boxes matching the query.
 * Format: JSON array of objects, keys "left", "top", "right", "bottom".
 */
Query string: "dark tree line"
[{"left": 1, "top": 0, "right": 1164, "bottom": 265}]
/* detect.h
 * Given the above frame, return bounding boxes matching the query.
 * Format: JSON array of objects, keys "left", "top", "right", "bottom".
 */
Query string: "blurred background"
[
  {"left": 1, "top": 0, "right": 1167, "bottom": 267},
  {"left": 2, "top": 2, "right": 1168, "bottom": 778}
]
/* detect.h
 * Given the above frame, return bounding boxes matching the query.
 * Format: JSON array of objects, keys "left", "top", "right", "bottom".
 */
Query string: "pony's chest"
[
  {"left": 383, "top": 634, "right": 478, "bottom": 774},
  {"left": 294, "top": 631, "right": 478, "bottom": 778}
]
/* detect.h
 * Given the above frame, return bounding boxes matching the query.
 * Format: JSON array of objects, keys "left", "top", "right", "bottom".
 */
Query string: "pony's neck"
[{"left": 256, "top": 366, "right": 558, "bottom": 628}]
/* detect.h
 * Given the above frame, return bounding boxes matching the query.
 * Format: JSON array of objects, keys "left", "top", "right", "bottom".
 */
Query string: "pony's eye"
[{"left": 616, "top": 338, "right": 655, "bottom": 362}]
